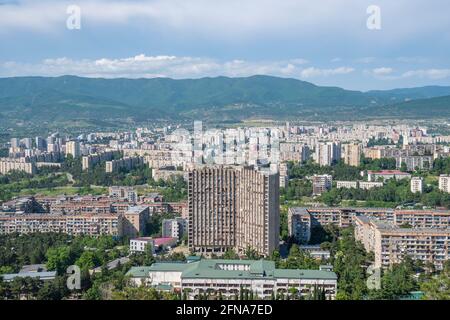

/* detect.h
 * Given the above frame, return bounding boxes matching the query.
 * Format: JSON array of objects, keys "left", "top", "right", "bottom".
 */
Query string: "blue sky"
[{"left": 0, "top": 0, "right": 450, "bottom": 90}]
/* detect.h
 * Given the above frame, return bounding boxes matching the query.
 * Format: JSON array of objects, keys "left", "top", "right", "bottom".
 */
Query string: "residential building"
[
  {"left": 65, "top": 141, "right": 81, "bottom": 158},
  {"left": 439, "top": 174, "right": 450, "bottom": 193},
  {"left": 367, "top": 170, "right": 411, "bottom": 182},
  {"left": 354, "top": 216, "right": 450, "bottom": 270},
  {"left": 130, "top": 237, "right": 155, "bottom": 254},
  {"left": 188, "top": 165, "right": 279, "bottom": 257},
  {"left": 121, "top": 206, "right": 150, "bottom": 238},
  {"left": 359, "top": 181, "right": 384, "bottom": 190},
  {"left": 336, "top": 181, "right": 358, "bottom": 189},
  {"left": 162, "top": 217, "right": 187, "bottom": 239},
  {"left": 127, "top": 259, "right": 337, "bottom": 300},
  {"left": 109, "top": 186, "right": 138, "bottom": 204},
  {"left": 410, "top": 177, "right": 423, "bottom": 194},
  {"left": 342, "top": 143, "right": 361, "bottom": 167},
  {"left": 315, "top": 142, "right": 341, "bottom": 166},
  {"left": 312, "top": 174, "right": 332, "bottom": 195}
]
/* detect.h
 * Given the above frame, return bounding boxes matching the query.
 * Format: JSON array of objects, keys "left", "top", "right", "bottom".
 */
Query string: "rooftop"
[{"left": 131, "top": 259, "right": 337, "bottom": 281}]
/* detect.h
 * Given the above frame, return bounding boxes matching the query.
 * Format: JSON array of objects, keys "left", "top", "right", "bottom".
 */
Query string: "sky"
[{"left": 0, "top": 0, "right": 450, "bottom": 90}]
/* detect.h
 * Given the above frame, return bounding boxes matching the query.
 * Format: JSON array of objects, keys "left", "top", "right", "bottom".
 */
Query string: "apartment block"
[
  {"left": 342, "top": 143, "right": 361, "bottom": 167},
  {"left": 0, "top": 158, "right": 36, "bottom": 175},
  {"left": 336, "top": 181, "right": 358, "bottom": 189},
  {"left": 121, "top": 206, "right": 150, "bottom": 238},
  {"left": 439, "top": 174, "right": 450, "bottom": 193},
  {"left": 188, "top": 166, "right": 279, "bottom": 257},
  {"left": 354, "top": 215, "right": 450, "bottom": 270},
  {"left": 162, "top": 217, "right": 187, "bottom": 239},
  {"left": 109, "top": 186, "right": 138, "bottom": 204},
  {"left": 410, "top": 177, "right": 423, "bottom": 194},
  {"left": 315, "top": 142, "right": 341, "bottom": 166},
  {"left": 65, "top": 141, "right": 81, "bottom": 158},
  {"left": 312, "top": 174, "right": 332, "bottom": 195},
  {"left": 0, "top": 214, "right": 122, "bottom": 236},
  {"left": 105, "top": 156, "right": 144, "bottom": 173}
]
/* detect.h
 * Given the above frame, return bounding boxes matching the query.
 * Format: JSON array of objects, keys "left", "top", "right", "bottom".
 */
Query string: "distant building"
[
  {"left": 336, "top": 181, "right": 358, "bottom": 189},
  {"left": 121, "top": 206, "right": 150, "bottom": 238},
  {"left": 162, "top": 217, "right": 187, "bottom": 239},
  {"left": 312, "top": 174, "right": 332, "bottom": 195},
  {"left": 130, "top": 237, "right": 155, "bottom": 254},
  {"left": 439, "top": 175, "right": 450, "bottom": 193},
  {"left": 342, "top": 143, "right": 361, "bottom": 167},
  {"left": 367, "top": 170, "right": 411, "bottom": 182},
  {"left": 315, "top": 142, "right": 341, "bottom": 166},
  {"left": 410, "top": 177, "right": 423, "bottom": 194},
  {"left": 288, "top": 207, "right": 312, "bottom": 244},
  {"left": 65, "top": 141, "right": 81, "bottom": 158},
  {"left": 109, "top": 186, "right": 137, "bottom": 204},
  {"left": 359, "top": 181, "right": 384, "bottom": 190},
  {"left": 126, "top": 259, "right": 337, "bottom": 300}
]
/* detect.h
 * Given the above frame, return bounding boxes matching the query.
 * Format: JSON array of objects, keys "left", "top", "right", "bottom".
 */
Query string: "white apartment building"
[
  {"left": 410, "top": 177, "right": 423, "bottom": 194},
  {"left": 336, "top": 181, "right": 358, "bottom": 189},
  {"left": 439, "top": 174, "right": 450, "bottom": 193},
  {"left": 127, "top": 259, "right": 337, "bottom": 300},
  {"left": 129, "top": 237, "right": 155, "bottom": 254},
  {"left": 315, "top": 142, "right": 341, "bottom": 166}
]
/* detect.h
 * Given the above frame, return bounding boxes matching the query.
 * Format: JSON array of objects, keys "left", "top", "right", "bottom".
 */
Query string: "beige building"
[
  {"left": 354, "top": 216, "right": 450, "bottom": 270},
  {"left": 121, "top": 206, "right": 150, "bottom": 238},
  {"left": 65, "top": 141, "right": 81, "bottom": 158},
  {"left": 105, "top": 156, "right": 144, "bottom": 173},
  {"left": 342, "top": 143, "right": 361, "bottom": 167},
  {"left": 0, "top": 158, "right": 36, "bottom": 175},
  {"left": 188, "top": 166, "right": 279, "bottom": 257}
]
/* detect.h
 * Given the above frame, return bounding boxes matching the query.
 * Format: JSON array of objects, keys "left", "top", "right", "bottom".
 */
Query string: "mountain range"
[{"left": 0, "top": 75, "right": 449, "bottom": 124}]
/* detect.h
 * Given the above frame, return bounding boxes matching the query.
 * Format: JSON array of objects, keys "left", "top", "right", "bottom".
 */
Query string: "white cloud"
[
  {"left": 2, "top": 0, "right": 450, "bottom": 41},
  {"left": 0, "top": 54, "right": 318, "bottom": 79},
  {"left": 401, "top": 69, "right": 450, "bottom": 80},
  {"left": 372, "top": 67, "right": 393, "bottom": 76},
  {"left": 300, "top": 67, "right": 354, "bottom": 78}
]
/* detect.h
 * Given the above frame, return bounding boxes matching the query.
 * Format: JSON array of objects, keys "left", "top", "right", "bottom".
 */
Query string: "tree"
[
  {"left": 223, "top": 249, "right": 239, "bottom": 260},
  {"left": 421, "top": 265, "right": 450, "bottom": 300}
]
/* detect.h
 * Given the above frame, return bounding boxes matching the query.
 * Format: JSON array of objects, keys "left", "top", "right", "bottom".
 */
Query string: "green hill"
[{"left": 0, "top": 75, "right": 450, "bottom": 122}]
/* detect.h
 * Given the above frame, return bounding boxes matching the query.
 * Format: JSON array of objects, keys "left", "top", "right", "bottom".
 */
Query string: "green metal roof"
[
  {"left": 145, "top": 259, "right": 337, "bottom": 281},
  {"left": 126, "top": 266, "right": 153, "bottom": 278}
]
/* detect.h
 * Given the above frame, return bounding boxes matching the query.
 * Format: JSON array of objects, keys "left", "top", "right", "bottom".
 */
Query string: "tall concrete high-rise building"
[
  {"left": 342, "top": 143, "right": 361, "bottom": 167},
  {"left": 65, "top": 141, "right": 81, "bottom": 158},
  {"left": 315, "top": 142, "right": 341, "bottom": 166},
  {"left": 35, "top": 137, "right": 47, "bottom": 151},
  {"left": 188, "top": 166, "right": 279, "bottom": 257}
]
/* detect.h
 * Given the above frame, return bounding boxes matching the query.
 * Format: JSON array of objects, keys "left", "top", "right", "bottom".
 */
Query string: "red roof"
[
  {"left": 367, "top": 170, "right": 410, "bottom": 175},
  {"left": 153, "top": 237, "right": 177, "bottom": 246}
]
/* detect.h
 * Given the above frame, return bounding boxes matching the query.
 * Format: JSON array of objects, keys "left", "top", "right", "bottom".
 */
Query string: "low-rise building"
[
  {"left": 367, "top": 170, "right": 411, "bottom": 182},
  {"left": 126, "top": 259, "right": 337, "bottom": 300},
  {"left": 130, "top": 237, "right": 155, "bottom": 254}
]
